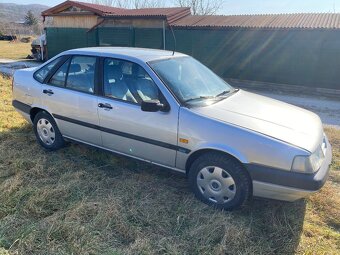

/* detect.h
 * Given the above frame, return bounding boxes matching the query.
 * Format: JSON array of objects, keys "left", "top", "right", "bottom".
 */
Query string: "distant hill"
[{"left": 0, "top": 3, "right": 49, "bottom": 24}]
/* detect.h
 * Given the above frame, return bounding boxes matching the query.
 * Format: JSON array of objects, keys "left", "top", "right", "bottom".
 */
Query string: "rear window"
[{"left": 33, "top": 57, "right": 62, "bottom": 83}]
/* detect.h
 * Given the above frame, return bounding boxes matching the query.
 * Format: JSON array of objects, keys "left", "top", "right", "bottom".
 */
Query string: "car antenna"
[{"left": 167, "top": 21, "right": 177, "bottom": 56}]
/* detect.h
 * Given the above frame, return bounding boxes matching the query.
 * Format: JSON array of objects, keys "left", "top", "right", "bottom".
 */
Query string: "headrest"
[
  {"left": 69, "top": 63, "right": 81, "bottom": 73},
  {"left": 121, "top": 62, "right": 132, "bottom": 75},
  {"left": 107, "top": 65, "right": 123, "bottom": 80}
]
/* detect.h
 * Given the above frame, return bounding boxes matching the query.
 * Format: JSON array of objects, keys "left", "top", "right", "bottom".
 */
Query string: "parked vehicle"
[
  {"left": 12, "top": 47, "right": 332, "bottom": 210},
  {"left": 31, "top": 34, "right": 46, "bottom": 61},
  {"left": 0, "top": 35, "right": 17, "bottom": 41}
]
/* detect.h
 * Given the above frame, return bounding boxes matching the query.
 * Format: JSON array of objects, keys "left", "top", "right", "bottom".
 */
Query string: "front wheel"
[
  {"left": 188, "top": 152, "right": 251, "bottom": 210},
  {"left": 33, "top": 111, "right": 65, "bottom": 151}
]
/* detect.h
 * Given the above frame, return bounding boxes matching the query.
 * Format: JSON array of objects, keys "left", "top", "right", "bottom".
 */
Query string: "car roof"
[{"left": 64, "top": 47, "right": 187, "bottom": 62}]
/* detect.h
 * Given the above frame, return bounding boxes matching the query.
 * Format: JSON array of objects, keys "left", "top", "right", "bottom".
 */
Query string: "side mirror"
[{"left": 141, "top": 100, "right": 167, "bottom": 112}]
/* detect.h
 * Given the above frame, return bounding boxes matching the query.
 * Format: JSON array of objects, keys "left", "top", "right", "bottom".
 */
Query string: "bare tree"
[
  {"left": 90, "top": 0, "right": 165, "bottom": 8},
  {"left": 174, "top": 0, "right": 224, "bottom": 15},
  {"left": 130, "top": 0, "right": 166, "bottom": 8},
  {"left": 91, "top": 0, "right": 124, "bottom": 7}
]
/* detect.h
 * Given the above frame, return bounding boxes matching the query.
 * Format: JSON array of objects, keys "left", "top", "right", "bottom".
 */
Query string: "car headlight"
[{"left": 291, "top": 145, "right": 325, "bottom": 174}]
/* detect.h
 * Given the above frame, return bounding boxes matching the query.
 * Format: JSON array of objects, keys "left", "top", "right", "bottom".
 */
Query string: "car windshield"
[{"left": 149, "top": 56, "right": 234, "bottom": 105}]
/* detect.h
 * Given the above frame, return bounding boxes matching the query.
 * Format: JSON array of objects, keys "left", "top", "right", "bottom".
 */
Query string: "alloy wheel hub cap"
[
  {"left": 37, "top": 118, "right": 56, "bottom": 145},
  {"left": 197, "top": 166, "right": 236, "bottom": 204}
]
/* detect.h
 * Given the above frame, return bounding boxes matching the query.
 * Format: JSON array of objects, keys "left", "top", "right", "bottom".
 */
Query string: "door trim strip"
[
  {"left": 53, "top": 113, "right": 191, "bottom": 154},
  {"left": 11, "top": 100, "right": 190, "bottom": 154}
]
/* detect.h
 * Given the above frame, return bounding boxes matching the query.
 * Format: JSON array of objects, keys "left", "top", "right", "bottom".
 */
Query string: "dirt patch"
[{"left": 243, "top": 89, "right": 340, "bottom": 128}]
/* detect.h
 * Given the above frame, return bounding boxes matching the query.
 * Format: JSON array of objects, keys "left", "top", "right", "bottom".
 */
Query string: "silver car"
[{"left": 12, "top": 47, "right": 332, "bottom": 210}]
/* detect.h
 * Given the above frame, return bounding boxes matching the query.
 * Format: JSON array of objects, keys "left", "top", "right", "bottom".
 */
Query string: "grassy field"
[
  {"left": 0, "top": 75, "right": 339, "bottom": 255},
  {"left": 0, "top": 41, "right": 32, "bottom": 60}
]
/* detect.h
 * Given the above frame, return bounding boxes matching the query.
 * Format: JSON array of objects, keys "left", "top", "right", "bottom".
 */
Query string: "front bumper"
[{"left": 248, "top": 136, "right": 332, "bottom": 202}]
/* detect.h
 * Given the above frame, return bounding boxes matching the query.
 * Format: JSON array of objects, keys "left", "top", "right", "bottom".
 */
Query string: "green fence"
[
  {"left": 46, "top": 27, "right": 340, "bottom": 89},
  {"left": 46, "top": 28, "right": 97, "bottom": 58}
]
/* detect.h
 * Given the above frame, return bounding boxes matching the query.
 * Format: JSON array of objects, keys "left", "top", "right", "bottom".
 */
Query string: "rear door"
[
  {"left": 41, "top": 55, "right": 102, "bottom": 145},
  {"left": 97, "top": 57, "right": 180, "bottom": 167}
]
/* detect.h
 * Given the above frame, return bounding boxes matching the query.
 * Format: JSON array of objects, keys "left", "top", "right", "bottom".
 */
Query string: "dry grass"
[
  {"left": 0, "top": 41, "right": 32, "bottom": 60},
  {"left": 0, "top": 75, "right": 339, "bottom": 254}
]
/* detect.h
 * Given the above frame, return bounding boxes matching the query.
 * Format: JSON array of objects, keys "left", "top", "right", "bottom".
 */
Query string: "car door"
[
  {"left": 41, "top": 55, "right": 102, "bottom": 146},
  {"left": 97, "top": 58, "right": 179, "bottom": 167}
]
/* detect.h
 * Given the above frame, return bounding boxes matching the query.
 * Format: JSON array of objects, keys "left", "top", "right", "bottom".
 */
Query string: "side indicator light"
[{"left": 179, "top": 138, "right": 189, "bottom": 144}]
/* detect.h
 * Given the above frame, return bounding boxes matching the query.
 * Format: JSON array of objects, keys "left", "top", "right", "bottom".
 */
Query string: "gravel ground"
[
  {"left": 243, "top": 89, "right": 340, "bottom": 128},
  {"left": 0, "top": 58, "right": 40, "bottom": 76}
]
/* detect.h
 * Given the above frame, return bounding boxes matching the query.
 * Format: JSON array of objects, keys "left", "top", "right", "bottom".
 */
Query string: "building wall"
[
  {"left": 45, "top": 15, "right": 99, "bottom": 28},
  {"left": 45, "top": 26, "right": 340, "bottom": 90}
]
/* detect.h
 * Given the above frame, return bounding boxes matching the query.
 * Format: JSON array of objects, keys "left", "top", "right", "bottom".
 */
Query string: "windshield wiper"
[
  {"left": 216, "top": 90, "right": 231, "bottom": 97},
  {"left": 184, "top": 89, "right": 239, "bottom": 104},
  {"left": 216, "top": 88, "right": 239, "bottom": 97},
  {"left": 184, "top": 95, "right": 215, "bottom": 103}
]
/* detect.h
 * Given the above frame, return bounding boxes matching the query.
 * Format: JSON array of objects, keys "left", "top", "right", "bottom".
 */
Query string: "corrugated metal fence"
[{"left": 46, "top": 27, "right": 340, "bottom": 89}]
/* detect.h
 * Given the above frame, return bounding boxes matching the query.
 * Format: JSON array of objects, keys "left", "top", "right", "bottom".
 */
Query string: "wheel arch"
[
  {"left": 30, "top": 107, "right": 65, "bottom": 150},
  {"left": 30, "top": 107, "right": 52, "bottom": 122},
  {"left": 185, "top": 147, "right": 249, "bottom": 175}
]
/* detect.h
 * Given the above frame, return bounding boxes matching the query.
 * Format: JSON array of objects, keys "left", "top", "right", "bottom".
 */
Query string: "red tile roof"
[
  {"left": 42, "top": 1, "right": 340, "bottom": 30},
  {"left": 171, "top": 13, "right": 340, "bottom": 29},
  {"left": 42, "top": 0, "right": 190, "bottom": 23},
  {"left": 106, "top": 7, "right": 191, "bottom": 23},
  {"left": 71, "top": 1, "right": 124, "bottom": 14},
  {"left": 42, "top": 0, "right": 123, "bottom": 16}
]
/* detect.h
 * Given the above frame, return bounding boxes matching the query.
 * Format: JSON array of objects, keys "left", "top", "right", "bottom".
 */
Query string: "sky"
[{"left": 2, "top": 0, "right": 340, "bottom": 15}]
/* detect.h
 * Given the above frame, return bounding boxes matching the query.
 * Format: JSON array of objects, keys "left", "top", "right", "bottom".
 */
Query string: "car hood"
[{"left": 191, "top": 90, "right": 323, "bottom": 152}]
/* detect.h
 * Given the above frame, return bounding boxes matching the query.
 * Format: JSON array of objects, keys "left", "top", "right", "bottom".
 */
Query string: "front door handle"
[
  {"left": 43, "top": 89, "right": 54, "bottom": 95},
  {"left": 98, "top": 103, "right": 113, "bottom": 110}
]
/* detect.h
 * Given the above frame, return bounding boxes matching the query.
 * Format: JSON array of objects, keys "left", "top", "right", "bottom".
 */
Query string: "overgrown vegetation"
[
  {"left": 0, "top": 75, "right": 339, "bottom": 254},
  {"left": 0, "top": 41, "right": 31, "bottom": 60}
]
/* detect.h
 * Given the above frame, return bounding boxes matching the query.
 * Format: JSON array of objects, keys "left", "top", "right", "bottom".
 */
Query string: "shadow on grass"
[{"left": 0, "top": 125, "right": 306, "bottom": 254}]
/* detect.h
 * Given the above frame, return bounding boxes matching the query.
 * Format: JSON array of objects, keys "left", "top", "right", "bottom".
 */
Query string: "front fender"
[
  {"left": 190, "top": 142, "right": 249, "bottom": 163},
  {"left": 177, "top": 107, "right": 309, "bottom": 171}
]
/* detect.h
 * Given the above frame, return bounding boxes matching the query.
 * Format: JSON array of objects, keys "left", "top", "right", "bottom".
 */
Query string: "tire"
[
  {"left": 33, "top": 111, "right": 65, "bottom": 151},
  {"left": 188, "top": 152, "right": 251, "bottom": 210}
]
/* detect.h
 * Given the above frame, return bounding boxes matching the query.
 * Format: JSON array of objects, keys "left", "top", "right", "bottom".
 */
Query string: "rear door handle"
[
  {"left": 43, "top": 89, "right": 54, "bottom": 95},
  {"left": 98, "top": 103, "right": 113, "bottom": 109}
]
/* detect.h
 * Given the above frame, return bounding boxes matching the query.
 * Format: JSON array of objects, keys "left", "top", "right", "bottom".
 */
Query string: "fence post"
[
  {"left": 131, "top": 26, "right": 135, "bottom": 47},
  {"left": 96, "top": 27, "right": 99, "bottom": 46}
]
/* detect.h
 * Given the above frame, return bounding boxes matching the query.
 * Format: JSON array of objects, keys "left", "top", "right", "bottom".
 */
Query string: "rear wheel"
[
  {"left": 33, "top": 111, "right": 64, "bottom": 151},
  {"left": 188, "top": 152, "right": 251, "bottom": 210}
]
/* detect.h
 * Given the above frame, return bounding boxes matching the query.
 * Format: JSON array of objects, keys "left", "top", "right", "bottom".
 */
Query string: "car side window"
[
  {"left": 33, "top": 57, "right": 62, "bottom": 83},
  {"left": 66, "top": 56, "right": 96, "bottom": 94},
  {"left": 49, "top": 59, "right": 70, "bottom": 87},
  {"left": 103, "top": 58, "right": 159, "bottom": 104}
]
